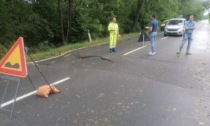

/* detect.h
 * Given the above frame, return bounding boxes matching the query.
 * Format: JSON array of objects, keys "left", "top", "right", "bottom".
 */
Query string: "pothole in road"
[{"left": 79, "top": 55, "right": 113, "bottom": 63}]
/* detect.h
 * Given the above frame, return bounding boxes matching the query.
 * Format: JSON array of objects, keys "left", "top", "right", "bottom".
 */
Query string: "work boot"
[
  {"left": 109, "top": 48, "right": 113, "bottom": 53},
  {"left": 113, "top": 48, "right": 116, "bottom": 52}
]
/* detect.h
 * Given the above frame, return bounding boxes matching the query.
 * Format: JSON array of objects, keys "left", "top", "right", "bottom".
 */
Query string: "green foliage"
[
  {"left": 203, "top": 0, "right": 210, "bottom": 9},
  {"left": 179, "top": 0, "right": 204, "bottom": 20},
  {"left": 0, "top": 44, "right": 8, "bottom": 59},
  {"left": 0, "top": 0, "right": 206, "bottom": 58}
]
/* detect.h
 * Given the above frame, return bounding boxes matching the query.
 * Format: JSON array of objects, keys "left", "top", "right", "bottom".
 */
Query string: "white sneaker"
[
  {"left": 148, "top": 51, "right": 153, "bottom": 55},
  {"left": 148, "top": 52, "right": 156, "bottom": 55},
  {"left": 186, "top": 52, "right": 192, "bottom": 55}
]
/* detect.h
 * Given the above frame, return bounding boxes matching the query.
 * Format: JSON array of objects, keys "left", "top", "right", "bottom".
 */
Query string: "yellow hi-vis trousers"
[{"left": 109, "top": 33, "right": 117, "bottom": 48}]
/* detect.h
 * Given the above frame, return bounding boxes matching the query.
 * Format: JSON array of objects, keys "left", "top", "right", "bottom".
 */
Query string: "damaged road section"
[{"left": 74, "top": 53, "right": 113, "bottom": 63}]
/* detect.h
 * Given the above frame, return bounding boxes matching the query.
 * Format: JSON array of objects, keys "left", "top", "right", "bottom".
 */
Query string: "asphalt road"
[{"left": 0, "top": 20, "right": 210, "bottom": 126}]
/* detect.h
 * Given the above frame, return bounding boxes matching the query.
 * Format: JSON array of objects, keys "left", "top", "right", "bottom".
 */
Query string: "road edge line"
[
  {"left": 123, "top": 45, "right": 148, "bottom": 56},
  {"left": 0, "top": 77, "right": 70, "bottom": 108}
]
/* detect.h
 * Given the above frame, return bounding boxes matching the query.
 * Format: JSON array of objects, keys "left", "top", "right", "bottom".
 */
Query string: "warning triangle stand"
[
  {"left": 0, "top": 37, "right": 58, "bottom": 119},
  {"left": 0, "top": 37, "right": 27, "bottom": 78},
  {"left": 0, "top": 37, "right": 34, "bottom": 119},
  {"left": 0, "top": 75, "right": 20, "bottom": 119}
]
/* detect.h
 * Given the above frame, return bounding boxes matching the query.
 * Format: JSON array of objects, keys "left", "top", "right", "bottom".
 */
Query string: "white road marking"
[
  {"left": 162, "top": 37, "right": 168, "bottom": 40},
  {"left": 0, "top": 77, "right": 70, "bottom": 108},
  {"left": 123, "top": 45, "right": 148, "bottom": 56}
]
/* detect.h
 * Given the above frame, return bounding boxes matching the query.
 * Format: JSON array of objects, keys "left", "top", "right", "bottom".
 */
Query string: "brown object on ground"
[
  {"left": 36, "top": 85, "right": 60, "bottom": 98},
  {"left": 51, "top": 86, "right": 60, "bottom": 94}
]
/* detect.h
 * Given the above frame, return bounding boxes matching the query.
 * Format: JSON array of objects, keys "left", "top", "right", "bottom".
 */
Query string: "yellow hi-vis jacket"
[{"left": 108, "top": 22, "right": 119, "bottom": 35}]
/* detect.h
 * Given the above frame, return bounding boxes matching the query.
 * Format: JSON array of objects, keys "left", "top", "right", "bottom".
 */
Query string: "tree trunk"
[
  {"left": 66, "top": 0, "right": 73, "bottom": 43},
  {"left": 132, "top": 0, "right": 144, "bottom": 31},
  {"left": 58, "top": 0, "right": 66, "bottom": 45},
  {"left": 139, "top": 0, "right": 152, "bottom": 29}
]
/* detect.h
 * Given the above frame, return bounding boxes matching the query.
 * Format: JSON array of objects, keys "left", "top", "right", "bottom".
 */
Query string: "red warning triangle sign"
[{"left": 0, "top": 37, "right": 28, "bottom": 78}]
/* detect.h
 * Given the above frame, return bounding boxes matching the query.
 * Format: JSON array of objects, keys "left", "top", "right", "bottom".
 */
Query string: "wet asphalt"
[{"left": 0, "top": 20, "right": 210, "bottom": 126}]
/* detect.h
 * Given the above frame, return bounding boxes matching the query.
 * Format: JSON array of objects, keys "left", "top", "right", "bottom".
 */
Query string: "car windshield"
[{"left": 168, "top": 20, "right": 183, "bottom": 25}]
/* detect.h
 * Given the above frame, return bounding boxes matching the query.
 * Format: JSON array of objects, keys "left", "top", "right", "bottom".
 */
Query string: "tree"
[
  {"left": 0, "top": 0, "right": 205, "bottom": 58},
  {"left": 66, "top": 0, "right": 73, "bottom": 43},
  {"left": 132, "top": 0, "right": 144, "bottom": 31},
  {"left": 58, "top": 0, "right": 66, "bottom": 45}
]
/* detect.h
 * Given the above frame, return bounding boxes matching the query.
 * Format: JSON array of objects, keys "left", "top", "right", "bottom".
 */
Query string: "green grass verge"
[{"left": 28, "top": 32, "right": 139, "bottom": 61}]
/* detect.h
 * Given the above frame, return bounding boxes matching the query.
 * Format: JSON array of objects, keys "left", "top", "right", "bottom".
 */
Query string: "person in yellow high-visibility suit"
[{"left": 108, "top": 17, "right": 120, "bottom": 53}]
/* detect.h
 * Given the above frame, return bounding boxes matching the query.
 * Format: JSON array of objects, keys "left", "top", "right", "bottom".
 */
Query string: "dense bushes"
[{"left": 0, "top": 0, "right": 205, "bottom": 58}]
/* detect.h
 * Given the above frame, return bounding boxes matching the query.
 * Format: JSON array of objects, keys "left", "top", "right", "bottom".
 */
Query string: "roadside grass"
[{"left": 27, "top": 32, "right": 139, "bottom": 61}]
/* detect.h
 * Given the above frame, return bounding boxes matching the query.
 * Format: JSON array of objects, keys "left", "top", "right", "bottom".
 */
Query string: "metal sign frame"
[{"left": 0, "top": 75, "right": 20, "bottom": 119}]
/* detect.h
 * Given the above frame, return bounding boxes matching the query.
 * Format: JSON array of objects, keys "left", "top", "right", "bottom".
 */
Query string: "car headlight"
[{"left": 178, "top": 27, "right": 183, "bottom": 31}]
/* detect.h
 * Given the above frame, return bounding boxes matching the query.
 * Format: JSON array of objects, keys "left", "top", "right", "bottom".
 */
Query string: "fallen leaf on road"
[
  {"left": 98, "top": 92, "right": 105, "bottom": 98},
  {"left": 73, "top": 113, "right": 80, "bottom": 124},
  {"left": 75, "top": 95, "right": 81, "bottom": 99},
  {"left": 91, "top": 110, "right": 95, "bottom": 113}
]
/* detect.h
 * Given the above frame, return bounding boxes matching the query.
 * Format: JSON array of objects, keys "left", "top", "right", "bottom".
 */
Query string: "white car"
[{"left": 164, "top": 18, "right": 186, "bottom": 37}]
